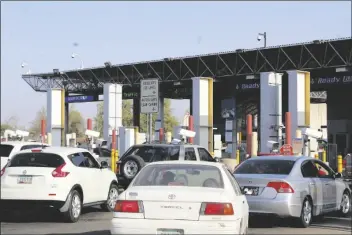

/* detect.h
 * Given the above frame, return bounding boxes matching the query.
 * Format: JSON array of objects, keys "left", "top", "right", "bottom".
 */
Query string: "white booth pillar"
[
  {"left": 260, "top": 72, "right": 283, "bottom": 153},
  {"left": 47, "top": 89, "right": 64, "bottom": 147},
  {"left": 192, "top": 77, "right": 213, "bottom": 153},
  {"left": 287, "top": 70, "right": 311, "bottom": 142},
  {"left": 118, "top": 127, "right": 135, "bottom": 157},
  {"left": 154, "top": 96, "right": 164, "bottom": 141},
  {"left": 103, "top": 84, "right": 123, "bottom": 149}
]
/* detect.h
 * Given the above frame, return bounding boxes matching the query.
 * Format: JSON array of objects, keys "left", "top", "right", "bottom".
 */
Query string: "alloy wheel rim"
[
  {"left": 303, "top": 201, "right": 312, "bottom": 224},
  {"left": 71, "top": 195, "right": 81, "bottom": 218},
  {"left": 341, "top": 194, "right": 350, "bottom": 214},
  {"left": 108, "top": 187, "right": 119, "bottom": 209},
  {"left": 124, "top": 161, "right": 138, "bottom": 178}
]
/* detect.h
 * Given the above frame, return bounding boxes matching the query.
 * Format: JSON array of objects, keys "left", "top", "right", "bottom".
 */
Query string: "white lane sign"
[{"left": 140, "top": 79, "right": 159, "bottom": 113}]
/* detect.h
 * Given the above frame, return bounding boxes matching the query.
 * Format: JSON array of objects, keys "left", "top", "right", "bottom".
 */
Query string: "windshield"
[
  {"left": 234, "top": 159, "right": 295, "bottom": 175},
  {"left": 8, "top": 152, "right": 65, "bottom": 168},
  {"left": 123, "top": 145, "right": 180, "bottom": 162},
  {"left": 0, "top": 144, "right": 14, "bottom": 157},
  {"left": 133, "top": 164, "right": 224, "bottom": 188}
]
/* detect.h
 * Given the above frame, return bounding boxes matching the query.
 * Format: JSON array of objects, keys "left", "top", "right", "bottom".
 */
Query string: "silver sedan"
[{"left": 233, "top": 156, "right": 351, "bottom": 228}]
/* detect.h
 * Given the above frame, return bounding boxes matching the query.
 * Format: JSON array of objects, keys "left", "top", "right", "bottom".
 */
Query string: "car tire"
[
  {"left": 121, "top": 155, "right": 145, "bottom": 180},
  {"left": 296, "top": 197, "right": 313, "bottom": 228},
  {"left": 339, "top": 191, "right": 351, "bottom": 217},
  {"left": 63, "top": 190, "right": 82, "bottom": 223},
  {"left": 101, "top": 184, "right": 119, "bottom": 212}
]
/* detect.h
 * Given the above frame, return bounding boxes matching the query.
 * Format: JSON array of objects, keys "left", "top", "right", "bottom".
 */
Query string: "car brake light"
[
  {"left": 114, "top": 200, "right": 144, "bottom": 213},
  {"left": 200, "top": 202, "right": 234, "bottom": 215},
  {"left": 0, "top": 164, "right": 7, "bottom": 177},
  {"left": 267, "top": 181, "right": 294, "bottom": 193},
  {"left": 31, "top": 149, "right": 42, "bottom": 152},
  {"left": 52, "top": 163, "right": 70, "bottom": 177}
]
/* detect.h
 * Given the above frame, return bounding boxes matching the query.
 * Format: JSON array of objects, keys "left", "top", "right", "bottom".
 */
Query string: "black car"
[{"left": 116, "top": 143, "right": 218, "bottom": 189}]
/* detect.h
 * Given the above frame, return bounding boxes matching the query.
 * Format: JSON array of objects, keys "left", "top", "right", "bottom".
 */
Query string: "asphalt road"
[{"left": 1, "top": 208, "right": 351, "bottom": 235}]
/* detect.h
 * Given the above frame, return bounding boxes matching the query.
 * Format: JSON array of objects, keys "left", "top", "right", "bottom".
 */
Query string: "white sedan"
[
  {"left": 1, "top": 147, "right": 118, "bottom": 222},
  {"left": 110, "top": 161, "right": 249, "bottom": 235}
]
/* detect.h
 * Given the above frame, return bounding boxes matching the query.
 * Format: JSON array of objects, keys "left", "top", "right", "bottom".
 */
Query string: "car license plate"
[
  {"left": 17, "top": 176, "right": 32, "bottom": 184},
  {"left": 157, "top": 229, "right": 184, "bottom": 235},
  {"left": 241, "top": 186, "right": 259, "bottom": 196}
]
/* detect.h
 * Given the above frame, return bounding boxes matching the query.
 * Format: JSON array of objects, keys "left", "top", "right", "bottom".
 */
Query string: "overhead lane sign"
[{"left": 140, "top": 79, "right": 159, "bottom": 113}]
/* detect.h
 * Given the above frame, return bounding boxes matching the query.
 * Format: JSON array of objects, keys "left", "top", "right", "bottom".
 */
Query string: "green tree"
[
  {"left": 29, "top": 107, "right": 46, "bottom": 137},
  {"left": 69, "top": 107, "right": 84, "bottom": 137},
  {"left": 93, "top": 100, "right": 134, "bottom": 135},
  {"left": 1, "top": 116, "right": 19, "bottom": 135},
  {"left": 93, "top": 99, "right": 179, "bottom": 135},
  {"left": 29, "top": 106, "right": 84, "bottom": 138}
]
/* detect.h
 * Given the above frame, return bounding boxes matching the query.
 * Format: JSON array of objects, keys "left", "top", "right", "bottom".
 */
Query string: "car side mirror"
[
  {"left": 334, "top": 172, "right": 342, "bottom": 179},
  {"left": 214, "top": 157, "right": 220, "bottom": 162},
  {"left": 100, "top": 161, "right": 109, "bottom": 169}
]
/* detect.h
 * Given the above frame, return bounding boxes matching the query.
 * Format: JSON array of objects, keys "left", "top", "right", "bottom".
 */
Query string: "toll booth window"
[
  {"left": 314, "top": 162, "right": 333, "bottom": 178},
  {"left": 0, "top": 144, "right": 14, "bottom": 157},
  {"left": 234, "top": 160, "right": 295, "bottom": 175},
  {"left": 301, "top": 161, "right": 318, "bottom": 178},
  {"left": 69, "top": 153, "right": 85, "bottom": 167},
  {"left": 168, "top": 146, "right": 180, "bottom": 161},
  {"left": 20, "top": 145, "right": 44, "bottom": 151},
  {"left": 123, "top": 146, "right": 155, "bottom": 162},
  {"left": 8, "top": 153, "right": 64, "bottom": 168},
  {"left": 198, "top": 148, "right": 215, "bottom": 162},
  {"left": 185, "top": 148, "right": 197, "bottom": 161}
]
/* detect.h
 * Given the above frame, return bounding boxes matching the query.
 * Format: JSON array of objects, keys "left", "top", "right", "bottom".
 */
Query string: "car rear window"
[
  {"left": 234, "top": 159, "right": 295, "bottom": 175},
  {"left": 0, "top": 144, "right": 14, "bottom": 157},
  {"left": 122, "top": 145, "right": 180, "bottom": 162},
  {"left": 8, "top": 153, "right": 65, "bottom": 168},
  {"left": 133, "top": 164, "right": 224, "bottom": 188}
]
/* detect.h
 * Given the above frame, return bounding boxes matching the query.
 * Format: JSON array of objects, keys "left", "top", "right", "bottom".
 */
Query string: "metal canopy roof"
[{"left": 22, "top": 37, "right": 352, "bottom": 94}]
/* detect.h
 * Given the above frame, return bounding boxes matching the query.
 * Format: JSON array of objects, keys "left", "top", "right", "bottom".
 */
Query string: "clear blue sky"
[{"left": 1, "top": 1, "right": 351, "bottom": 127}]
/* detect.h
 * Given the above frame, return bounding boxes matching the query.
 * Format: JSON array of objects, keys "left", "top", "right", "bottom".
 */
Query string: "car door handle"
[{"left": 325, "top": 183, "right": 329, "bottom": 186}]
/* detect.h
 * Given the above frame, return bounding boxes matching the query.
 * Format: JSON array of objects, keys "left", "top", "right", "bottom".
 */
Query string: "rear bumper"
[
  {"left": 110, "top": 218, "right": 242, "bottom": 234},
  {"left": 0, "top": 199, "right": 65, "bottom": 210},
  {"left": 246, "top": 194, "right": 302, "bottom": 218}
]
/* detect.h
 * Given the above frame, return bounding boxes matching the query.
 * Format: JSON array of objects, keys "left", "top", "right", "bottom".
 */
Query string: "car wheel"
[
  {"left": 63, "top": 190, "right": 82, "bottom": 223},
  {"left": 101, "top": 184, "right": 119, "bottom": 212},
  {"left": 339, "top": 191, "right": 351, "bottom": 217},
  {"left": 121, "top": 155, "right": 145, "bottom": 180},
  {"left": 296, "top": 197, "right": 313, "bottom": 228}
]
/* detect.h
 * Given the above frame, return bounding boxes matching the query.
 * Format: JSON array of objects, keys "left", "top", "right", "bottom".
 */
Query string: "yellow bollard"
[
  {"left": 322, "top": 150, "right": 327, "bottom": 163},
  {"left": 314, "top": 153, "right": 319, "bottom": 159},
  {"left": 111, "top": 149, "right": 115, "bottom": 172},
  {"left": 236, "top": 150, "right": 240, "bottom": 165},
  {"left": 337, "top": 155, "right": 343, "bottom": 173}
]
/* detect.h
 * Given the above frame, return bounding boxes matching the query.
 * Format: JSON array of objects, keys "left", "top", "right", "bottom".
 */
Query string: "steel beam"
[{"left": 22, "top": 38, "right": 352, "bottom": 93}]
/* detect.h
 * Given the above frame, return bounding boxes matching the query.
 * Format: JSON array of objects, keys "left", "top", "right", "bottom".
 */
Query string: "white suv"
[
  {"left": 1, "top": 147, "right": 118, "bottom": 222},
  {"left": 1, "top": 141, "right": 49, "bottom": 169}
]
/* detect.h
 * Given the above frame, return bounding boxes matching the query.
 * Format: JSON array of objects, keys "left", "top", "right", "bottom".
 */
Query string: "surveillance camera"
[
  {"left": 303, "top": 128, "right": 323, "bottom": 139},
  {"left": 257, "top": 35, "right": 262, "bottom": 41},
  {"left": 71, "top": 54, "right": 75, "bottom": 59},
  {"left": 21, "top": 64, "right": 25, "bottom": 68},
  {"left": 267, "top": 140, "right": 279, "bottom": 150}
]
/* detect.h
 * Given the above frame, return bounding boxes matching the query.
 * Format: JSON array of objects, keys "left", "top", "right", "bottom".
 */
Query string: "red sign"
[{"left": 280, "top": 144, "right": 293, "bottom": 155}]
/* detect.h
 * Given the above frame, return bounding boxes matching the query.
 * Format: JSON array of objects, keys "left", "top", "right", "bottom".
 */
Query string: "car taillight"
[
  {"left": 200, "top": 202, "right": 234, "bottom": 215},
  {"left": 52, "top": 163, "right": 70, "bottom": 177},
  {"left": 343, "top": 160, "right": 346, "bottom": 168},
  {"left": 0, "top": 164, "right": 7, "bottom": 177},
  {"left": 114, "top": 200, "right": 144, "bottom": 213},
  {"left": 267, "top": 181, "right": 294, "bottom": 193}
]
